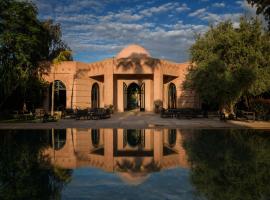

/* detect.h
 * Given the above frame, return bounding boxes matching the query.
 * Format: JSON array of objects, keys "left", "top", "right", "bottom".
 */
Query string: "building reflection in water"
[{"left": 45, "top": 128, "right": 189, "bottom": 185}]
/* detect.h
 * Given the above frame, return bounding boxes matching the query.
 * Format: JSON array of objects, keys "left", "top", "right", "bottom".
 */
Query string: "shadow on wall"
[
  {"left": 71, "top": 67, "right": 101, "bottom": 109},
  {"left": 116, "top": 157, "right": 161, "bottom": 173},
  {"left": 116, "top": 53, "right": 161, "bottom": 74},
  {"left": 177, "top": 64, "right": 200, "bottom": 109},
  {"left": 177, "top": 90, "right": 200, "bottom": 109}
]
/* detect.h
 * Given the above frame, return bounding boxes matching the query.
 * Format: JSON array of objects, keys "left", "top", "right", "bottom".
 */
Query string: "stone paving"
[{"left": 0, "top": 111, "right": 270, "bottom": 129}]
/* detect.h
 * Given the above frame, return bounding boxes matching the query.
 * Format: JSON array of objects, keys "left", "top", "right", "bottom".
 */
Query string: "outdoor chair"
[
  {"left": 63, "top": 108, "right": 75, "bottom": 119},
  {"left": 236, "top": 110, "right": 255, "bottom": 121},
  {"left": 90, "top": 108, "right": 111, "bottom": 120},
  {"left": 15, "top": 110, "right": 35, "bottom": 121},
  {"left": 42, "top": 112, "right": 57, "bottom": 123},
  {"left": 176, "top": 108, "right": 194, "bottom": 119},
  {"left": 35, "top": 108, "right": 45, "bottom": 119},
  {"left": 75, "top": 109, "right": 89, "bottom": 120},
  {"left": 160, "top": 108, "right": 174, "bottom": 118}
]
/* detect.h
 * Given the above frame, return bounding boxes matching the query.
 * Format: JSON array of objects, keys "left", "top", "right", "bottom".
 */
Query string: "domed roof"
[
  {"left": 118, "top": 172, "right": 150, "bottom": 186},
  {"left": 116, "top": 44, "right": 150, "bottom": 59}
]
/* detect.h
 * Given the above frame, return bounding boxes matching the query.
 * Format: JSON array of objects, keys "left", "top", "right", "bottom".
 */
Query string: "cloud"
[
  {"left": 176, "top": 3, "right": 190, "bottom": 12},
  {"left": 189, "top": 8, "right": 207, "bottom": 17},
  {"left": 212, "top": 2, "right": 226, "bottom": 8},
  {"left": 188, "top": 7, "right": 242, "bottom": 26},
  {"left": 32, "top": 0, "right": 251, "bottom": 63},
  {"left": 139, "top": 2, "right": 190, "bottom": 17},
  {"left": 236, "top": 0, "right": 257, "bottom": 16}
]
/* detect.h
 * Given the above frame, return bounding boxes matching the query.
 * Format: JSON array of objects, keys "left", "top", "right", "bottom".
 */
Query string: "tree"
[
  {"left": 183, "top": 129, "right": 270, "bottom": 200},
  {"left": 0, "top": 130, "right": 72, "bottom": 199},
  {"left": 247, "top": 0, "right": 270, "bottom": 29},
  {"left": 186, "top": 18, "right": 270, "bottom": 115},
  {"left": 0, "top": 0, "right": 70, "bottom": 111}
]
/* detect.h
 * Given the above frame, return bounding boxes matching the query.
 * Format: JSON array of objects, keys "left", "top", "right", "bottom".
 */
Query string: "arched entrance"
[
  {"left": 124, "top": 129, "right": 145, "bottom": 147},
  {"left": 91, "top": 83, "right": 100, "bottom": 108},
  {"left": 127, "top": 83, "right": 140, "bottom": 110},
  {"left": 49, "top": 80, "right": 66, "bottom": 111},
  {"left": 168, "top": 83, "right": 177, "bottom": 109},
  {"left": 124, "top": 82, "right": 145, "bottom": 111}
]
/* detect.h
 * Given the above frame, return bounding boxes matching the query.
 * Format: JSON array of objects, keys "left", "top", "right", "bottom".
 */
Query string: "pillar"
[
  {"left": 153, "top": 129, "right": 163, "bottom": 165},
  {"left": 104, "top": 64, "right": 114, "bottom": 107},
  {"left": 153, "top": 66, "right": 164, "bottom": 108},
  {"left": 104, "top": 129, "right": 114, "bottom": 172}
]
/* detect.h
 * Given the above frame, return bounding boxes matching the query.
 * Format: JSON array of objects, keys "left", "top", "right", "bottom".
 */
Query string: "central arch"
[
  {"left": 125, "top": 129, "right": 144, "bottom": 147},
  {"left": 124, "top": 82, "right": 145, "bottom": 111},
  {"left": 127, "top": 83, "right": 140, "bottom": 110}
]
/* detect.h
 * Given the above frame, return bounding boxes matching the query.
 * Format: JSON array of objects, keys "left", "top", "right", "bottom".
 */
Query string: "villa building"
[
  {"left": 43, "top": 44, "right": 199, "bottom": 112},
  {"left": 45, "top": 128, "right": 189, "bottom": 185}
]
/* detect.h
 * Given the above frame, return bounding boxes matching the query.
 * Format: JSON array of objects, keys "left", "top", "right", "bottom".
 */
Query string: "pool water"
[{"left": 0, "top": 129, "right": 269, "bottom": 200}]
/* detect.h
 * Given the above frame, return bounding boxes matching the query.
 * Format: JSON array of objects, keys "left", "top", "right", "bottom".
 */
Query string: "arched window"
[
  {"left": 91, "top": 129, "right": 100, "bottom": 148},
  {"left": 168, "top": 129, "right": 177, "bottom": 147},
  {"left": 50, "top": 129, "right": 66, "bottom": 150},
  {"left": 91, "top": 83, "right": 100, "bottom": 108},
  {"left": 168, "top": 83, "right": 177, "bottom": 109},
  {"left": 50, "top": 80, "right": 66, "bottom": 111}
]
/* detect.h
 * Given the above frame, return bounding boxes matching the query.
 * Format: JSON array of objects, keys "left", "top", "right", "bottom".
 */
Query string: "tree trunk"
[
  {"left": 51, "top": 69, "right": 55, "bottom": 116},
  {"left": 220, "top": 102, "right": 235, "bottom": 118}
]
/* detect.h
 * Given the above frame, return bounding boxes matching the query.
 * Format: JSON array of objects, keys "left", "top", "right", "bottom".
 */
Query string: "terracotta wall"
[{"left": 43, "top": 60, "right": 199, "bottom": 112}]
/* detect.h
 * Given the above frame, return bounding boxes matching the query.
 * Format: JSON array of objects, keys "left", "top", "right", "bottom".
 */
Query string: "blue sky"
[{"left": 34, "top": 0, "right": 257, "bottom": 63}]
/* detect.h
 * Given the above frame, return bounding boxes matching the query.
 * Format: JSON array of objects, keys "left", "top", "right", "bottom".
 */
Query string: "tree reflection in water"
[
  {"left": 183, "top": 129, "right": 270, "bottom": 200},
  {"left": 0, "top": 130, "right": 72, "bottom": 200}
]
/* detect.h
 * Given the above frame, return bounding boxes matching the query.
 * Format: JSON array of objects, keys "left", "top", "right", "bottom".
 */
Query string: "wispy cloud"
[
  {"left": 212, "top": 2, "right": 225, "bottom": 8},
  {"left": 32, "top": 0, "right": 251, "bottom": 63}
]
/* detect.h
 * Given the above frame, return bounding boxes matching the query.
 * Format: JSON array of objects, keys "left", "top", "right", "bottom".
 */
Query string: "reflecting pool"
[{"left": 0, "top": 129, "right": 270, "bottom": 200}]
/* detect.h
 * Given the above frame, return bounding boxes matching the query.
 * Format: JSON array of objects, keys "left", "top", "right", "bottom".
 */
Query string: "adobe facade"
[
  {"left": 44, "top": 128, "right": 189, "bottom": 185},
  {"left": 43, "top": 44, "right": 199, "bottom": 112}
]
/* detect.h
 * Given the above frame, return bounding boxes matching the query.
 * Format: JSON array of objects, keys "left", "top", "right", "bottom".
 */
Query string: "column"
[
  {"left": 153, "top": 67, "right": 164, "bottom": 108},
  {"left": 153, "top": 129, "right": 163, "bottom": 166},
  {"left": 104, "top": 68, "right": 114, "bottom": 107},
  {"left": 104, "top": 129, "right": 114, "bottom": 172}
]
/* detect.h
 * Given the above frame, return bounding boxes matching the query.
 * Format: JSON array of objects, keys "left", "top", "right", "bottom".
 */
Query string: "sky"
[{"left": 33, "top": 0, "right": 258, "bottom": 63}]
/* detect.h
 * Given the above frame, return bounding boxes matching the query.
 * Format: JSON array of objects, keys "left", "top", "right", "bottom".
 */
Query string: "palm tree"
[{"left": 51, "top": 50, "right": 72, "bottom": 116}]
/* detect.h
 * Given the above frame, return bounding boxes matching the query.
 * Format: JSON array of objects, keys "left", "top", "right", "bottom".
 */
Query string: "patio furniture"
[
  {"left": 35, "top": 108, "right": 45, "bottom": 120},
  {"left": 42, "top": 113, "right": 57, "bottom": 123},
  {"left": 160, "top": 108, "right": 174, "bottom": 118},
  {"left": 19, "top": 113, "right": 35, "bottom": 121},
  {"left": 90, "top": 108, "right": 111, "bottom": 120},
  {"left": 75, "top": 109, "right": 89, "bottom": 120},
  {"left": 175, "top": 108, "right": 194, "bottom": 119},
  {"left": 236, "top": 110, "right": 255, "bottom": 121},
  {"left": 63, "top": 108, "right": 75, "bottom": 119}
]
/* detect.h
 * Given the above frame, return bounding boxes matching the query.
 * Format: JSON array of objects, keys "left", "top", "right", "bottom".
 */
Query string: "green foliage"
[
  {"left": 250, "top": 99, "right": 270, "bottom": 119},
  {"left": 53, "top": 50, "right": 73, "bottom": 65},
  {"left": 0, "top": 0, "right": 71, "bottom": 110},
  {"left": 0, "top": 130, "right": 72, "bottom": 200},
  {"left": 187, "top": 18, "right": 270, "bottom": 112},
  {"left": 183, "top": 129, "right": 270, "bottom": 200},
  {"left": 247, "top": 0, "right": 270, "bottom": 29}
]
